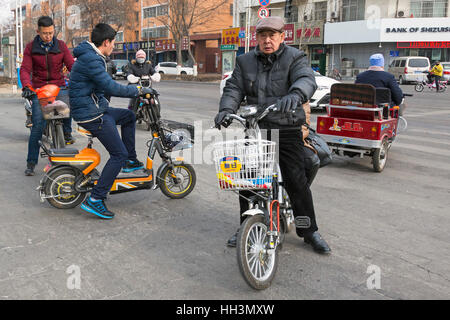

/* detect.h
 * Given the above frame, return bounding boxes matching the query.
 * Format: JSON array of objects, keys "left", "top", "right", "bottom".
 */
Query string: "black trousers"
[
  {"left": 434, "top": 75, "right": 441, "bottom": 92},
  {"left": 239, "top": 129, "right": 319, "bottom": 237}
]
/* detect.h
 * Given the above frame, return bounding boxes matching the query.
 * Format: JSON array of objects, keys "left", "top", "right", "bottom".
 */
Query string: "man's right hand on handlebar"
[
  {"left": 214, "top": 109, "right": 234, "bottom": 129},
  {"left": 22, "top": 86, "right": 36, "bottom": 99}
]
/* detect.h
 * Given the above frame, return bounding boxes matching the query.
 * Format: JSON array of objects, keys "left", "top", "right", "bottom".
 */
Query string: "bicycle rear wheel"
[{"left": 237, "top": 214, "right": 278, "bottom": 290}]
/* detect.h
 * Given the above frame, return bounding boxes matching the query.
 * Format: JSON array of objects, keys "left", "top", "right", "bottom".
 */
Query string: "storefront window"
[
  {"left": 286, "top": 6, "right": 298, "bottom": 23},
  {"left": 342, "top": 0, "right": 366, "bottom": 21},
  {"left": 410, "top": 0, "right": 448, "bottom": 17}
]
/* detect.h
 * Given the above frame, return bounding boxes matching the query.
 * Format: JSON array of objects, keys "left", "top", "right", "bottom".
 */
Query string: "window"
[
  {"left": 144, "top": 4, "right": 168, "bottom": 18},
  {"left": 410, "top": 0, "right": 448, "bottom": 17},
  {"left": 314, "top": 1, "right": 328, "bottom": 21},
  {"left": 286, "top": 6, "right": 298, "bottom": 23},
  {"left": 239, "top": 12, "right": 246, "bottom": 27},
  {"left": 400, "top": 60, "right": 406, "bottom": 67},
  {"left": 342, "top": 0, "right": 366, "bottom": 21},
  {"left": 157, "top": 4, "right": 168, "bottom": 16},
  {"left": 408, "top": 59, "right": 429, "bottom": 67},
  {"left": 230, "top": 4, "right": 233, "bottom": 15},
  {"left": 142, "top": 26, "right": 168, "bottom": 39},
  {"left": 115, "top": 31, "right": 124, "bottom": 42},
  {"left": 143, "top": 7, "right": 157, "bottom": 18}
]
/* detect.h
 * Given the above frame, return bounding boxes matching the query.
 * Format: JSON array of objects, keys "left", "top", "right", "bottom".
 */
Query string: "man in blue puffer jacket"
[{"left": 69, "top": 23, "right": 152, "bottom": 219}]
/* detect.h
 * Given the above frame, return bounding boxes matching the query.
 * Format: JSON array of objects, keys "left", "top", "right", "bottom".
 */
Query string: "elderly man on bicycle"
[{"left": 214, "top": 16, "right": 331, "bottom": 254}]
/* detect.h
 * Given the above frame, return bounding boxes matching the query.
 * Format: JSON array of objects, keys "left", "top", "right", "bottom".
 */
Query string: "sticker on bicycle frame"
[{"left": 219, "top": 156, "right": 242, "bottom": 173}]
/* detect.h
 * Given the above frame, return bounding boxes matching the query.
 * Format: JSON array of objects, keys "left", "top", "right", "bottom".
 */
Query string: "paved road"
[{"left": 0, "top": 81, "right": 449, "bottom": 299}]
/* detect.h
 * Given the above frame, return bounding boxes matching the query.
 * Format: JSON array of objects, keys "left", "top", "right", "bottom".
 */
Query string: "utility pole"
[{"left": 245, "top": 0, "right": 251, "bottom": 53}]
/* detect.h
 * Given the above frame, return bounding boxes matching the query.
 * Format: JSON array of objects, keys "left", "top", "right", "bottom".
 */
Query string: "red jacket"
[{"left": 20, "top": 36, "right": 74, "bottom": 89}]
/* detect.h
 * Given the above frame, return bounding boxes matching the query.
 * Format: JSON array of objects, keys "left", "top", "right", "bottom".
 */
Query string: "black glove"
[
  {"left": 276, "top": 93, "right": 301, "bottom": 113},
  {"left": 214, "top": 109, "right": 233, "bottom": 129},
  {"left": 22, "top": 86, "right": 36, "bottom": 100}
]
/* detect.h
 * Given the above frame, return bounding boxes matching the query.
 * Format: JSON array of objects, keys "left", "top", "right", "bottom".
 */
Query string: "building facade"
[{"left": 230, "top": 0, "right": 450, "bottom": 77}]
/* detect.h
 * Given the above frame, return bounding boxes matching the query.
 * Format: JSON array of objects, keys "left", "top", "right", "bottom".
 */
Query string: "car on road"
[
  {"left": 155, "top": 62, "right": 194, "bottom": 75},
  {"left": 442, "top": 62, "right": 450, "bottom": 81},
  {"left": 219, "top": 70, "right": 339, "bottom": 110},
  {"left": 388, "top": 56, "right": 430, "bottom": 84},
  {"left": 112, "top": 59, "right": 129, "bottom": 80},
  {"left": 310, "top": 71, "right": 340, "bottom": 110}
]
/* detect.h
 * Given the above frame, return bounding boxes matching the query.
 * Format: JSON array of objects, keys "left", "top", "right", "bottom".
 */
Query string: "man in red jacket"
[{"left": 20, "top": 16, "right": 75, "bottom": 176}]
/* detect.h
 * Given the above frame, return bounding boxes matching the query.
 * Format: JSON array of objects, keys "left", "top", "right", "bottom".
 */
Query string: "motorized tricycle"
[{"left": 316, "top": 83, "right": 412, "bottom": 172}]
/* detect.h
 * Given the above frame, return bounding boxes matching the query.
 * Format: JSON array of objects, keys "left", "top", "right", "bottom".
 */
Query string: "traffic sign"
[
  {"left": 258, "top": 7, "right": 270, "bottom": 19},
  {"left": 259, "top": 0, "right": 270, "bottom": 7}
]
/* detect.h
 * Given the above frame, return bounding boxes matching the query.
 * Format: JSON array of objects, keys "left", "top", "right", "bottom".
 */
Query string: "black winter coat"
[
  {"left": 220, "top": 43, "right": 317, "bottom": 129},
  {"left": 355, "top": 70, "right": 403, "bottom": 106},
  {"left": 125, "top": 60, "right": 155, "bottom": 78}
]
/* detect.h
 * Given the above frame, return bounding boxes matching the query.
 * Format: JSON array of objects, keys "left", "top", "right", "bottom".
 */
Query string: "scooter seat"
[{"left": 49, "top": 148, "right": 79, "bottom": 157}]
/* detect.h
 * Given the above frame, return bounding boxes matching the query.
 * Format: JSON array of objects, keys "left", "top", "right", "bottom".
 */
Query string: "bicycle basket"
[
  {"left": 40, "top": 100, "right": 70, "bottom": 120},
  {"left": 212, "top": 139, "right": 276, "bottom": 190},
  {"left": 160, "top": 119, "right": 194, "bottom": 151}
]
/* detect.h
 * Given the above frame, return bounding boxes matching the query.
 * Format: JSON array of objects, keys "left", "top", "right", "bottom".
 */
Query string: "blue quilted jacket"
[{"left": 69, "top": 41, "right": 139, "bottom": 122}]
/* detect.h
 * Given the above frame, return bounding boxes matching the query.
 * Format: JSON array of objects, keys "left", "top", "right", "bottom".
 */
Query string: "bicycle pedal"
[{"left": 295, "top": 216, "right": 311, "bottom": 229}]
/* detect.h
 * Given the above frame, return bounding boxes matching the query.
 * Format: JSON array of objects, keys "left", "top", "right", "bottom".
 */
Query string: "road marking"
[
  {"left": 397, "top": 135, "right": 450, "bottom": 146},
  {"left": 407, "top": 110, "right": 450, "bottom": 118},
  {"left": 394, "top": 141, "right": 450, "bottom": 157},
  {"left": 407, "top": 128, "right": 450, "bottom": 137}
]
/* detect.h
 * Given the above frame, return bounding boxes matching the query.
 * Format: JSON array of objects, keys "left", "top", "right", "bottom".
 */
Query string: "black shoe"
[
  {"left": 122, "top": 159, "right": 144, "bottom": 173},
  {"left": 25, "top": 116, "right": 33, "bottom": 128},
  {"left": 64, "top": 133, "right": 75, "bottom": 145},
  {"left": 304, "top": 232, "right": 331, "bottom": 254},
  {"left": 227, "top": 230, "right": 239, "bottom": 247},
  {"left": 25, "top": 163, "right": 35, "bottom": 176}
]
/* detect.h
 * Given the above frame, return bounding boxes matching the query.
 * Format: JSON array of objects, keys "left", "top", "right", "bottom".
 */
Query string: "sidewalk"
[{"left": 0, "top": 83, "right": 21, "bottom": 98}]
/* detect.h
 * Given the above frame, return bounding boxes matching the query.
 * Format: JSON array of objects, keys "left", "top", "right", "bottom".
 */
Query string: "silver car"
[{"left": 442, "top": 62, "right": 450, "bottom": 81}]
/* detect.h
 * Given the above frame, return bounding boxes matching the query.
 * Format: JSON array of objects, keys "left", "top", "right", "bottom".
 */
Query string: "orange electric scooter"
[{"left": 37, "top": 91, "right": 196, "bottom": 209}]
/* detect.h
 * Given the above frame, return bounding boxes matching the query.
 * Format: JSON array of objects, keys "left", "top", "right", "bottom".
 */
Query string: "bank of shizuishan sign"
[{"left": 386, "top": 27, "right": 450, "bottom": 33}]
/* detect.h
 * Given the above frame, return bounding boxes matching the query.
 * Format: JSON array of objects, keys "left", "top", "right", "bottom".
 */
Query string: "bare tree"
[
  {"left": 65, "top": 0, "right": 135, "bottom": 47},
  {"left": 154, "top": 0, "right": 230, "bottom": 67}
]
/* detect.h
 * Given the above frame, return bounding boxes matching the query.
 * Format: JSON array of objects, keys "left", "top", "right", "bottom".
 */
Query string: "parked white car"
[
  {"left": 309, "top": 71, "right": 340, "bottom": 110},
  {"left": 220, "top": 70, "right": 339, "bottom": 110},
  {"left": 155, "top": 62, "right": 194, "bottom": 75}
]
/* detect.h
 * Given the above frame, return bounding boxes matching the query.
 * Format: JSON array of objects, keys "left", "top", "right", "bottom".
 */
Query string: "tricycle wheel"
[{"left": 373, "top": 138, "right": 389, "bottom": 172}]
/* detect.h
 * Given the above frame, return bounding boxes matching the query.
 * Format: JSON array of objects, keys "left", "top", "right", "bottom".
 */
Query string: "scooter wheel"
[
  {"left": 414, "top": 83, "right": 424, "bottom": 92},
  {"left": 372, "top": 138, "right": 389, "bottom": 173},
  {"left": 158, "top": 163, "right": 196, "bottom": 199},
  {"left": 44, "top": 168, "right": 86, "bottom": 209}
]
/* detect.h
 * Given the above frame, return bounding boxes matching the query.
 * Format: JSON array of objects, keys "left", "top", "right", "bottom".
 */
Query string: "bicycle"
[
  {"left": 212, "top": 104, "right": 297, "bottom": 290},
  {"left": 415, "top": 78, "right": 447, "bottom": 92}
]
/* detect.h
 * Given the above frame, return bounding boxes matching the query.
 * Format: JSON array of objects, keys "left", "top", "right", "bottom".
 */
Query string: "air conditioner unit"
[{"left": 397, "top": 10, "right": 405, "bottom": 18}]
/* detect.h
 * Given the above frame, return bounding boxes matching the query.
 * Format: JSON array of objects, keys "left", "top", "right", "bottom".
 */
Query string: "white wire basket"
[{"left": 212, "top": 139, "right": 276, "bottom": 190}]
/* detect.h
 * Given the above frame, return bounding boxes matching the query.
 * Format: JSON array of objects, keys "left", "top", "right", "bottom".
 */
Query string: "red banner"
[
  {"left": 397, "top": 42, "right": 450, "bottom": 49},
  {"left": 284, "top": 24, "right": 294, "bottom": 45},
  {"left": 239, "top": 26, "right": 257, "bottom": 47}
]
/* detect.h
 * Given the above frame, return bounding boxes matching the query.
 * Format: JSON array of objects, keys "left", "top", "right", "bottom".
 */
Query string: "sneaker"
[
  {"left": 122, "top": 159, "right": 144, "bottom": 173},
  {"left": 64, "top": 133, "right": 75, "bottom": 145},
  {"left": 80, "top": 197, "right": 115, "bottom": 219},
  {"left": 25, "top": 163, "right": 35, "bottom": 176}
]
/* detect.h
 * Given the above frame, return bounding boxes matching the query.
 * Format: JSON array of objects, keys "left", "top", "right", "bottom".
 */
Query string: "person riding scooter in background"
[
  {"left": 430, "top": 61, "right": 443, "bottom": 93},
  {"left": 125, "top": 50, "right": 160, "bottom": 112}
]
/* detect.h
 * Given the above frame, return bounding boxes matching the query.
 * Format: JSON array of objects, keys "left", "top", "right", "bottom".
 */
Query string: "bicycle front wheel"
[
  {"left": 237, "top": 214, "right": 278, "bottom": 290},
  {"left": 414, "top": 83, "right": 424, "bottom": 92}
]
